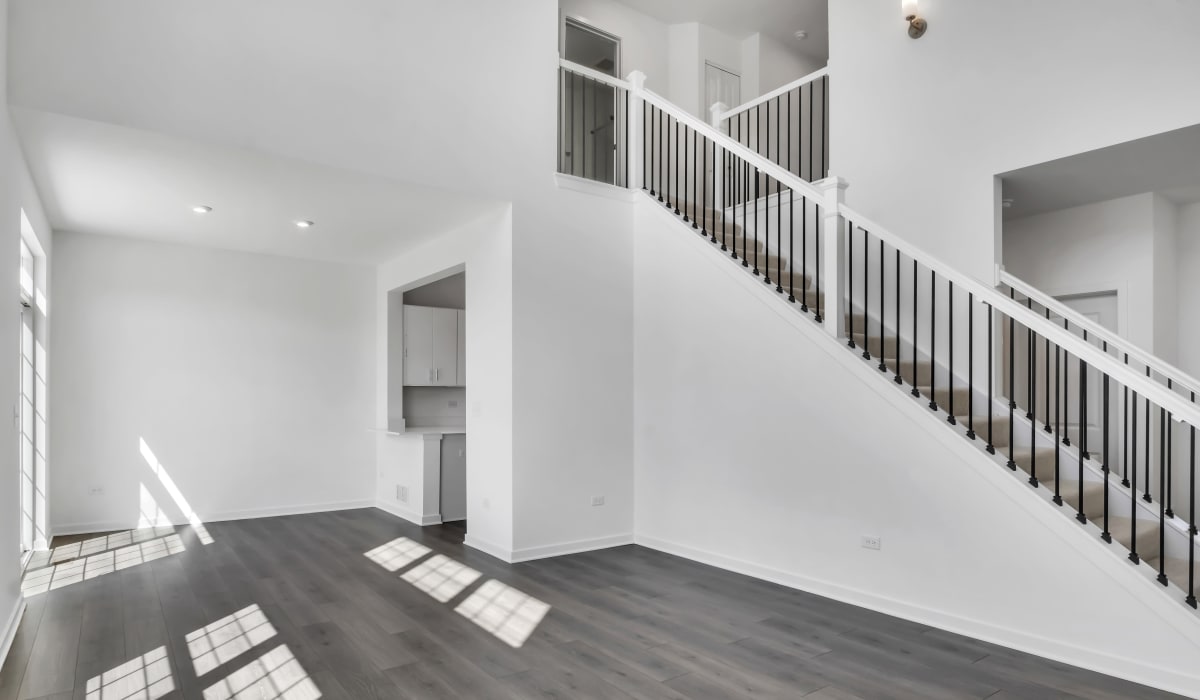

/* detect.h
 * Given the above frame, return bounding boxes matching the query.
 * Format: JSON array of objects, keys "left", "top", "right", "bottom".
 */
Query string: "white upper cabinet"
[{"left": 404, "top": 305, "right": 463, "bottom": 386}]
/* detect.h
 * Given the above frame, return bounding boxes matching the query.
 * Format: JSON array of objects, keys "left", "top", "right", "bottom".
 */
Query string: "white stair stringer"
[{"left": 632, "top": 192, "right": 1200, "bottom": 698}]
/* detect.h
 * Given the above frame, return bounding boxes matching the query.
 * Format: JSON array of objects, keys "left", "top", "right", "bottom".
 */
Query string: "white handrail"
[
  {"left": 716, "top": 67, "right": 829, "bottom": 123},
  {"left": 840, "top": 202, "right": 1200, "bottom": 431},
  {"left": 638, "top": 88, "right": 824, "bottom": 204},
  {"left": 559, "top": 58, "right": 632, "bottom": 91},
  {"left": 1000, "top": 270, "right": 1200, "bottom": 399}
]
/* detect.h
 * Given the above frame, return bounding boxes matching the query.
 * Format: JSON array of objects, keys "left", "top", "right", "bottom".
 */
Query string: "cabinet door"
[
  {"left": 403, "top": 305, "right": 436, "bottom": 385},
  {"left": 430, "top": 307, "right": 459, "bottom": 386},
  {"left": 456, "top": 310, "right": 466, "bottom": 385}
]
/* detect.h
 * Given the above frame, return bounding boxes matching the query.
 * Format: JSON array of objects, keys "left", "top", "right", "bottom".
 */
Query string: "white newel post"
[
  {"left": 626, "top": 70, "right": 646, "bottom": 191},
  {"left": 817, "top": 176, "right": 848, "bottom": 340},
  {"left": 709, "top": 102, "right": 728, "bottom": 212}
]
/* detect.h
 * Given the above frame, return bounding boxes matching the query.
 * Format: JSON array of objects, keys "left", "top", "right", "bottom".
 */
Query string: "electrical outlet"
[
  {"left": 448, "top": 400, "right": 459, "bottom": 408},
  {"left": 89, "top": 486, "right": 105, "bottom": 496},
  {"left": 591, "top": 495, "right": 605, "bottom": 507},
  {"left": 397, "top": 485, "right": 408, "bottom": 503},
  {"left": 861, "top": 535, "right": 881, "bottom": 551},
  {"left": 458, "top": 449, "right": 464, "bottom": 457}
]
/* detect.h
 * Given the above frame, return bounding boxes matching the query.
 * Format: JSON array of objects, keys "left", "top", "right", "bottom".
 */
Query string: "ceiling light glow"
[
  {"left": 295, "top": 220, "right": 315, "bottom": 229},
  {"left": 192, "top": 206, "right": 212, "bottom": 214}
]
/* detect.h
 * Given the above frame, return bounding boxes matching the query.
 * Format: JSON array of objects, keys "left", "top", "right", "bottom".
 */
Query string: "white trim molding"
[
  {"left": 0, "top": 600, "right": 26, "bottom": 672},
  {"left": 52, "top": 499, "right": 377, "bottom": 538},
  {"left": 463, "top": 533, "right": 514, "bottom": 563},
  {"left": 510, "top": 533, "right": 634, "bottom": 563}
]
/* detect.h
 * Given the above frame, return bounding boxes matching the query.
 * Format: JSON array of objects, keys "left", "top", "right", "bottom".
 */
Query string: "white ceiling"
[
  {"left": 617, "top": 0, "right": 828, "bottom": 60},
  {"left": 1000, "top": 122, "right": 1200, "bottom": 220},
  {"left": 13, "top": 109, "right": 502, "bottom": 265}
]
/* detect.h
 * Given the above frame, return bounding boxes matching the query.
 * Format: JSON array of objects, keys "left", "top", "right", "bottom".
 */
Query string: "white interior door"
[{"left": 705, "top": 62, "right": 741, "bottom": 116}]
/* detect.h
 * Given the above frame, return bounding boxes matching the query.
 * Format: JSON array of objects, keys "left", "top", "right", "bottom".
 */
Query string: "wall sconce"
[{"left": 902, "top": 0, "right": 927, "bottom": 38}]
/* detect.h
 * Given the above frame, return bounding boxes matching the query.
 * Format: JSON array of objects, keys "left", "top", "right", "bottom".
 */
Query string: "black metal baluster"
[
  {"left": 808, "top": 81, "right": 814, "bottom": 181},
  {"left": 967, "top": 293, "right": 975, "bottom": 436},
  {"left": 658, "top": 107, "right": 664, "bottom": 201},
  {"left": 721, "top": 146, "right": 728, "bottom": 250},
  {"left": 813, "top": 203, "right": 822, "bottom": 324},
  {"left": 1045, "top": 308, "right": 1052, "bottom": 433},
  {"left": 1078, "top": 358, "right": 1087, "bottom": 523},
  {"left": 895, "top": 248, "right": 902, "bottom": 385},
  {"left": 673, "top": 119, "right": 680, "bottom": 215},
  {"left": 1007, "top": 305, "right": 1015, "bottom": 469},
  {"left": 776, "top": 97, "right": 783, "bottom": 293},
  {"left": 1054, "top": 345, "right": 1062, "bottom": 504},
  {"left": 798, "top": 196, "right": 807, "bottom": 308},
  {"left": 821, "top": 76, "right": 827, "bottom": 178},
  {"left": 862, "top": 228, "right": 871, "bottom": 361},
  {"left": 1029, "top": 326, "right": 1038, "bottom": 487},
  {"left": 911, "top": 259, "right": 919, "bottom": 398},
  {"left": 1145, "top": 383, "right": 1152, "bottom": 503},
  {"left": 987, "top": 303, "right": 994, "bottom": 453},
  {"left": 643, "top": 101, "right": 649, "bottom": 192},
  {"left": 1102, "top": 373, "right": 1112, "bottom": 543},
  {"left": 691, "top": 128, "right": 697, "bottom": 227},
  {"left": 1131, "top": 393, "right": 1140, "bottom": 563},
  {"left": 753, "top": 167, "right": 760, "bottom": 276},
  {"left": 1063, "top": 320, "right": 1071, "bottom": 447},
  {"left": 701, "top": 134, "right": 709, "bottom": 238},
  {"left": 848, "top": 222, "right": 856, "bottom": 348},
  {"left": 742, "top": 156, "right": 749, "bottom": 267},
  {"left": 1123, "top": 365, "right": 1131, "bottom": 487},
  {"left": 1027, "top": 299, "right": 1034, "bottom": 419},
  {"left": 948, "top": 281, "right": 956, "bottom": 422},
  {"left": 1189, "top": 403, "right": 1197, "bottom": 607},
  {"left": 879, "top": 238, "right": 887, "bottom": 372},
  {"left": 1160, "top": 405, "right": 1169, "bottom": 585},
  {"left": 583, "top": 75, "right": 588, "bottom": 178},
  {"left": 1167, "top": 380, "right": 1175, "bottom": 519},
  {"left": 930, "top": 270, "right": 938, "bottom": 412}
]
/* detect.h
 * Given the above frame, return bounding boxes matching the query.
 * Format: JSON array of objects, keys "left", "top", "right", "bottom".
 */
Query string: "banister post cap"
[{"left": 626, "top": 70, "right": 647, "bottom": 89}]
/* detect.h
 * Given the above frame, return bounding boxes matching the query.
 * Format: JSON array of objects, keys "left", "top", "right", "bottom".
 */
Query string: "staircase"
[{"left": 559, "top": 59, "right": 1200, "bottom": 618}]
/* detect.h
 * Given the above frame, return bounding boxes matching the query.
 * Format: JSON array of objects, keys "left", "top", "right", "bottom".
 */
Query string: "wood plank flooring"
[{"left": 0, "top": 509, "right": 1184, "bottom": 699}]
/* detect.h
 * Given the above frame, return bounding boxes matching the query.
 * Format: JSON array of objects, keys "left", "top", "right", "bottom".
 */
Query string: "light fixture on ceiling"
[
  {"left": 902, "top": 0, "right": 927, "bottom": 39},
  {"left": 794, "top": 30, "right": 808, "bottom": 40},
  {"left": 295, "top": 220, "right": 315, "bottom": 229},
  {"left": 192, "top": 205, "right": 212, "bottom": 214},
  {"left": 1002, "top": 198, "right": 1014, "bottom": 209}
]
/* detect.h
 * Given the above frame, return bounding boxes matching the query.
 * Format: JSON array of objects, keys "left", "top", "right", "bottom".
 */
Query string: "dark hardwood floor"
[{"left": 0, "top": 509, "right": 1184, "bottom": 699}]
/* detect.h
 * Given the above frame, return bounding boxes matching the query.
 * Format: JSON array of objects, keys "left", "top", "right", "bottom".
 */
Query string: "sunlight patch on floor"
[
  {"left": 400, "top": 554, "right": 481, "bottom": 603},
  {"left": 455, "top": 579, "right": 551, "bottom": 648},
  {"left": 187, "top": 604, "right": 278, "bottom": 677},
  {"left": 21, "top": 534, "right": 186, "bottom": 596},
  {"left": 202, "top": 645, "right": 321, "bottom": 700},
  {"left": 364, "top": 537, "right": 431, "bottom": 572},
  {"left": 85, "top": 645, "right": 174, "bottom": 700}
]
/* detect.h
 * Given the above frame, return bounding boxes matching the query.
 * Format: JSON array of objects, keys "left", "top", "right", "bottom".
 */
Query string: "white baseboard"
[
  {"left": 510, "top": 533, "right": 634, "bottom": 563},
  {"left": 634, "top": 533, "right": 1200, "bottom": 699},
  {"left": 463, "top": 533, "right": 514, "bottom": 563},
  {"left": 51, "top": 499, "right": 376, "bottom": 537},
  {"left": 373, "top": 501, "right": 424, "bottom": 526},
  {"left": 0, "top": 599, "right": 26, "bottom": 672}
]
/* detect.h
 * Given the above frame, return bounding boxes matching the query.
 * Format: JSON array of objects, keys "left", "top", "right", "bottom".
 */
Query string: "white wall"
[
  {"left": 1152, "top": 195, "right": 1178, "bottom": 364},
  {"left": 830, "top": 0, "right": 1200, "bottom": 283},
  {"left": 49, "top": 233, "right": 376, "bottom": 533},
  {"left": 560, "top": 0, "right": 668, "bottom": 90},
  {"left": 375, "top": 207, "right": 515, "bottom": 555},
  {"left": 755, "top": 32, "right": 823, "bottom": 94},
  {"left": 632, "top": 196, "right": 1200, "bottom": 697},
  {"left": 1003, "top": 195, "right": 1157, "bottom": 352},
  {"left": 1, "top": 0, "right": 55, "bottom": 662},
  {"left": 1177, "top": 201, "right": 1200, "bottom": 381}
]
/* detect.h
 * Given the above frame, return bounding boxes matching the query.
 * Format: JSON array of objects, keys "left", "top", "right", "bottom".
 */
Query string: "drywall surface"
[
  {"left": 402, "top": 271, "right": 464, "bottom": 309},
  {"left": 510, "top": 184, "right": 635, "bottom": 561},
  {"left": 375, "top": 207, "right": 515, "bottom": 554},
  {"left": 830, "top": 0, "right": 1200, "bottom": 283},
  {"left": 560, "top": 0, "right": 668, "bottom": 91},
  {"left": 756, "top": 32, "right": 823, "bottom": 94},
  {"left": 1152, "top": 195, "right": 1178, "bottom": 364},
  {"left": 1003, "top": 195, "right": 1156, "bottom": 352},
  {"left": 1177, "top": 202, "right": 1200, "bottom": 381},
  {"left": 49, "top": 233, "right": 376, "bottom": 533},
  {"left": 632, "top": 195, "right": 1200, "bottom": 696}
]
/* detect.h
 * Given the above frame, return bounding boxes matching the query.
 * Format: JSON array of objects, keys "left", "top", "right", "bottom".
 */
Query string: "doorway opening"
[{"left": 560, "top": 18, "right": 623, "bottom": 185}]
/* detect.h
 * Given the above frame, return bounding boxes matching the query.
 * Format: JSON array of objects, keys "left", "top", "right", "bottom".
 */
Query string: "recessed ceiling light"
[
  {"left": 192, "top": 205, "right": 212, "bottom": 214},
  {"left": 794, "top": 30, "right": 808, "bottom": 40},
  {"left": 295, "top": 220, "right": 314, "bottom": 229}
]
